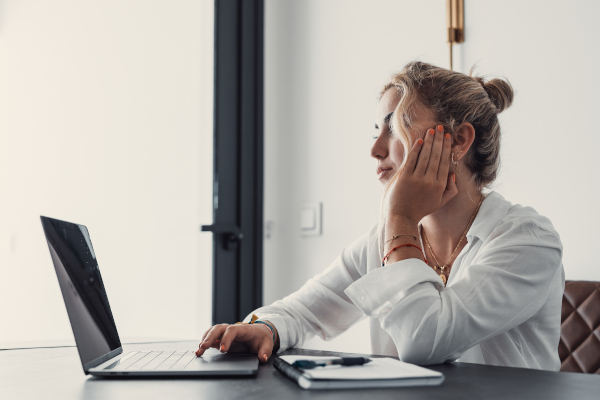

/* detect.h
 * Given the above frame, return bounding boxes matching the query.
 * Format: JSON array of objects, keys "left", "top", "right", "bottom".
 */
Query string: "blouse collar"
[{"left": 466, "top": 191, "right": 512, "bottom": 243}]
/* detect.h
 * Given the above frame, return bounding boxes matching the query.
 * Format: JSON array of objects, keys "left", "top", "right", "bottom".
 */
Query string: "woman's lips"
[{"left": 376, "top": 167, "right": 393, "bottom": 180}]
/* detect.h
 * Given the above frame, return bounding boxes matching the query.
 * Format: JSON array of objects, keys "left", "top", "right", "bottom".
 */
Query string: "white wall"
[
  {"left": 457, "top": 0, "right": 600, "bottom": 282},
  {"left": 264, "top": 0, "right": 600, "bottom": 354},
  {"left": 0, "top": 0, "right": 214, "bottom": 345}
]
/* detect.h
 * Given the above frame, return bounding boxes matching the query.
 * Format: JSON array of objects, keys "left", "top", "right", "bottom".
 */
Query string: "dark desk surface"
[{"left": 1, "top": 341, "right": 599, "bottom": 399}]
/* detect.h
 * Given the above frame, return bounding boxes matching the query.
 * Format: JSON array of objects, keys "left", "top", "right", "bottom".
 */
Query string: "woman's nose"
[{"left": 370, "top": 135, "right": 388, "bottom": 159}]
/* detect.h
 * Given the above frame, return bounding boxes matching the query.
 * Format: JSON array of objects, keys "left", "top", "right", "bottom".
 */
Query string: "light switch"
[{"left": 301, "top": 202, "right": 322, "bottom": 237}]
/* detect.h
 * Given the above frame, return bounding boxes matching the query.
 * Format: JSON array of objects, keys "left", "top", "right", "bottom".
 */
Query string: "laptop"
[{"left": 40, "top": 216, "right": 258, "bottom": 377}]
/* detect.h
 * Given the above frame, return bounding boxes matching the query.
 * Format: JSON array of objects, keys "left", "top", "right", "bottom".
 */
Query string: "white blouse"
[{"left": 252, "top": 191, "right": 565, "bottom": 371}]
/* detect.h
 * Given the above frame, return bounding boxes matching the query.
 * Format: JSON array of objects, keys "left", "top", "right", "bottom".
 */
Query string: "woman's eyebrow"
[{"left": 384, "top": 112, "right": 393, "bottom": 124}]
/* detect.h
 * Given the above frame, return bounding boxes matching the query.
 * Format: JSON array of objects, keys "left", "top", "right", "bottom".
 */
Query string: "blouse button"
[{"left": 360, "top": 296, "right": 365, "bottom": 302}]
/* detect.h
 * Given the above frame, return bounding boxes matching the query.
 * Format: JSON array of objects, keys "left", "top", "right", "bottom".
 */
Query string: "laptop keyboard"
[{"left": 104, "top": 351, "right": 197, "bottom": 371}]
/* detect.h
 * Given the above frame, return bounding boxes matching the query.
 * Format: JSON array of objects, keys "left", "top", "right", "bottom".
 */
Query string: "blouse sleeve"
[
  {"left": 344, "top": 215, "right": 563, "bottom": 365},
  {"left": 251, "top": 225, "right": 377, "bottom": 352}
]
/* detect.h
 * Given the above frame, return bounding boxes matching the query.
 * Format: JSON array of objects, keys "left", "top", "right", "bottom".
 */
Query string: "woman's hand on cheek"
[{"left": 386, "top": 125, "right": 458, "bottom": 223}]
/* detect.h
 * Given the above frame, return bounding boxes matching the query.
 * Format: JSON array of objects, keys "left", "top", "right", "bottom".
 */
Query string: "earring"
[{"left": 452, "top": 151, "right": 463, "bottom": 181}]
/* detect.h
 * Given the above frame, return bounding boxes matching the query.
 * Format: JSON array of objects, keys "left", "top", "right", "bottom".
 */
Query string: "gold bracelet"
[{"left": 384, "top": 234, "right": 419, "bottom": 245}]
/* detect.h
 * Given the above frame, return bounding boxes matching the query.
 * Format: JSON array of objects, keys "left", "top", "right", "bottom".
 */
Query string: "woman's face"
[{"left": 371, "top": 88, "right": 437, "bottom": 186}]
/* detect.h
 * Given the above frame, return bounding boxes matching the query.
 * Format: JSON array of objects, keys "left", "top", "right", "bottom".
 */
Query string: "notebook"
[{"left": 273, "top": 355, "right": 444, "bottom": 390}]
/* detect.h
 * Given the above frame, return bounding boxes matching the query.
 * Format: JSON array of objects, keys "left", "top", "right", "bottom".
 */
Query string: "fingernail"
[
  {"left": 445, "top": 133, "right": 450, "bottom": 139},
  {"left": 452, "top": 173, "right": 456, "bottom": 182},
  {"left": 220, "top": 345, "right": 225, "bottom": 352},
  {"left": 437, "top": 125, "right": 444, "bottom": 132},
  {"left": 417, "top": 139, "right": 423, "bottom": 145},
  {"left": 428, "top": 129, "right": 435, "bottom": 136},
  {"left": 263, "top": 355, "right": 268, "bottom": 362}
]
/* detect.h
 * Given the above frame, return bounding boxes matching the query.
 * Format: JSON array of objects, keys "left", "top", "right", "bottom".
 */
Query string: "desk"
[{"left": 1, "top": 341, "right": 598, "bottom": 399}]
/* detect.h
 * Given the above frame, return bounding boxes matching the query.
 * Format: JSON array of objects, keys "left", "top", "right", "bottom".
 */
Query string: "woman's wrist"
[
  {"left": 384, "top": 215, "right": 424, "bottom": 264},
  {"left": 384, "top": 216, "right": 419, "bottom": 248},
  {"left": 263, "top": 320, "right": 280, "bottom": 352},
  {"left": 255, "top": 321, "right": 274, "bottom": 340},
  {"left": 385, "top": 245, "right": 425, "bottom": 265},
  {"left": 386, "top": 212, "right": 420, "bottom": 227}
]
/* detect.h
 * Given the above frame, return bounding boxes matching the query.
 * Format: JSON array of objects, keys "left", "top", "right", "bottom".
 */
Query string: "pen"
[{"left": 291, "top": 357, "right": 372, "bottom": 369}]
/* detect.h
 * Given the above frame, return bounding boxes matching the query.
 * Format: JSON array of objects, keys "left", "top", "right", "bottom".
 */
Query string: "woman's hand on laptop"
[{"left": 195, "top": 321, "right": 279, "bottom": 363}]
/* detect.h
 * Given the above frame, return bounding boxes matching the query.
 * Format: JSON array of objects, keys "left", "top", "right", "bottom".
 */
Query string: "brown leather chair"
[{"left": 559, "top": 280, "right": 600, "bottom": 374}]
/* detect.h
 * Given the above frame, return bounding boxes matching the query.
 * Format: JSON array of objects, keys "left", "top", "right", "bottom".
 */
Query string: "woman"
[{"left": 196, "top": 62, "right": 565, "bottom": 371}]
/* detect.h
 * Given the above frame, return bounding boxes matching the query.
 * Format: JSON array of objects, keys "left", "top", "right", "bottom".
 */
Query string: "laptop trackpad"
[{"left": 186, "top": 354, "right": 258, "bottom": 371}]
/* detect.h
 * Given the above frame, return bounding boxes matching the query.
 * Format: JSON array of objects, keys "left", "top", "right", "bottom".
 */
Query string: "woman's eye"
[{"left": 372, "top": 135, "right": 379, "bottom": 140}]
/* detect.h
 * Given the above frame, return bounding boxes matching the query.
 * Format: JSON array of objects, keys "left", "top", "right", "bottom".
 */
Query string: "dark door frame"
[{"left": 202, "top": 0, "right": 264, "bottom": 325}]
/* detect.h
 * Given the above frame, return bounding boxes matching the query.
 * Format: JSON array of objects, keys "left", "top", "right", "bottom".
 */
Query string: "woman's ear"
[{"left": 452, "top": 122, "right": 476, "bottom": 156}]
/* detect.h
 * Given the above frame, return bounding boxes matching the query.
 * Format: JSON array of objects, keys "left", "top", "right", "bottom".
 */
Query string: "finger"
[
  {"left": 425, "top": 125, "right": 445, "bottom": 178},
  {"left": 437, "top": 132, "right": 453, "bottom": 182},
  {"left": 257, "top": 338, "right": 273, "bottom": 363},
  {"left": 198, "top": 340, "right": 222, "bottom": 356},
  {"left": 200, "top": 327, "right": 212, "bottom": 342},
  {"left": 440, "top": 172, "right": 459, "bottom": 206},
  {"left": 197, "top": 324, "right": 228, "bottom": 355},
  {"left": 414, "top": 128, "right": 435, "bottom": 175},
  {"left": 402, "top": 136, "right": 424, "bottom": 174},
  {"left": 219, "top": 325, "right": 241, "bottom": 353},
  {"left": 197, "top": 328, "right": 219, "bottom": 356},
  {"left": 196, "top": 327, "right": 214, "bottom": 356},
  {"left": 197, "top": 328, "right": 212, "bottom": 356}
]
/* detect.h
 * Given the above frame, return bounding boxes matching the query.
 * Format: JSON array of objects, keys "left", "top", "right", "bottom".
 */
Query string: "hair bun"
[{"left": 481, "top": 78, "right": 514, "bottom": 113}]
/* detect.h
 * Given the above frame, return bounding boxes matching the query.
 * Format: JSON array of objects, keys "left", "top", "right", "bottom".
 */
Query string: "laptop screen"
[{"left": 41, "top": 216, "right": 121, "bottom": 366}]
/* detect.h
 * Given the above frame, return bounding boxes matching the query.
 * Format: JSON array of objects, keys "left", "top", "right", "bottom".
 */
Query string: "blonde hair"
[{"left": 381, "top": 61, "right": 514, "bottom": 190}]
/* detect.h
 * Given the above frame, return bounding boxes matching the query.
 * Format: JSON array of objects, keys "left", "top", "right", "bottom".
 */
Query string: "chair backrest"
[{"left": 559, "top": 280, "right": 600, "bottom": 374}]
